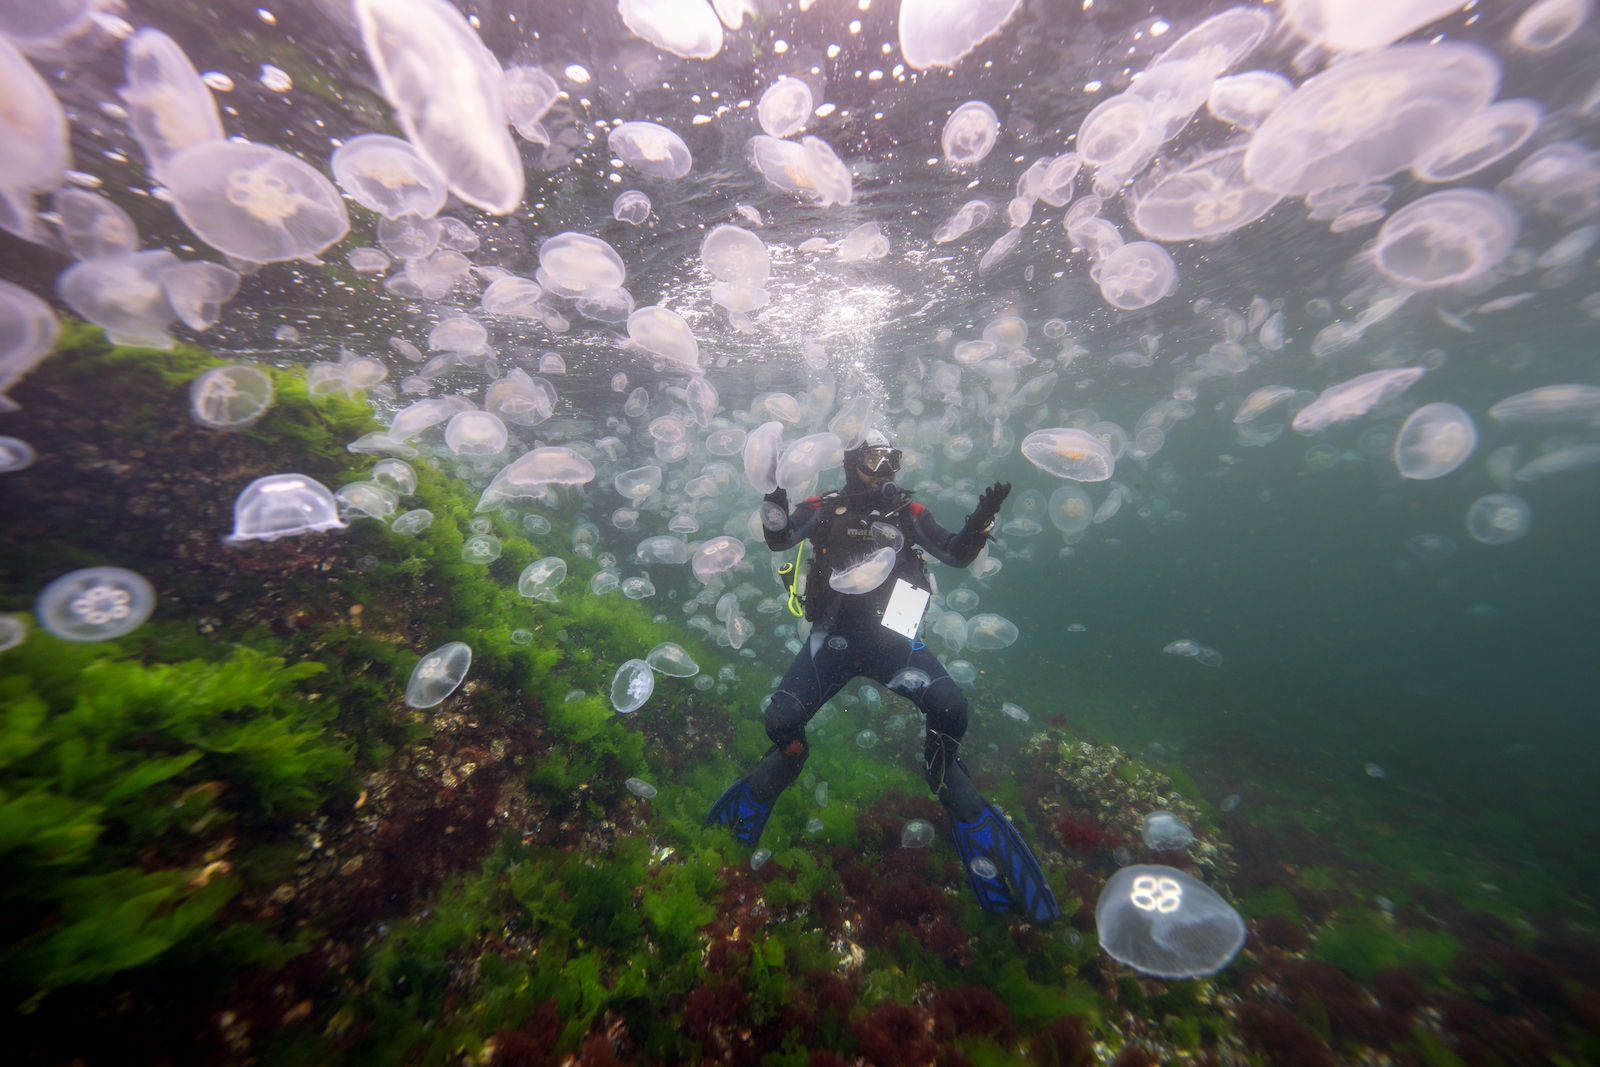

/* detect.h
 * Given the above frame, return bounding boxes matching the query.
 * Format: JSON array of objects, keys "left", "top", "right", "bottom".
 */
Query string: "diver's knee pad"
[
  {"left": 763, "top": 688, "right": 812, "bottom": 747},
  {"left": 920, "top": 676, "right": 970, "bottom": 740}
]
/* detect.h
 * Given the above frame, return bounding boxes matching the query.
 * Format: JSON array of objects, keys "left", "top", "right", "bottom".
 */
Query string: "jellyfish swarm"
[
  {"left": 1394, "top": 402, "right": 1477, "bottom": 480},
  {"left": 758, "top": 76, "right": 812, "bottom": 138},
  {"left": 331, "top": 133, "right": 448, "bottom": 220},
  {"left": 353, "top": 0, "right": 523, "bottom": 214},
  {"left": 942, "top": 101, "right": 1000, "bottom": 165},
  {"left": 611, "top": 659, "right": 655, "bottom": 713},
  {"left": 165, "top": 140, "right": 350, "bottom": 264},
  {"left": 190, "top": 365, "right": 274, "bottom": 430},
  {"left": 1096, "top": 865, "right": 1245, "bottom": 979},
  {"left": 35, "top": 566, "right": 156, "bottom": 642},
  {"left": 226, "top": 474, "right": 347, "bottom": 543},
  {"left": 1022, "top": 428, "right": 1115, "bottom": 481},
  {"left": 1467, "top": 493, "right": 1533, "bottom": 545},
  {"left": 404, "top": 641, "right": 472, "bottom": 708}
]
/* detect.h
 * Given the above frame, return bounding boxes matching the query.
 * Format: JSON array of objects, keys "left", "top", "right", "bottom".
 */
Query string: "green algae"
[{"left": 1311, "top": 907, "right": 1462, "bottom": 983}]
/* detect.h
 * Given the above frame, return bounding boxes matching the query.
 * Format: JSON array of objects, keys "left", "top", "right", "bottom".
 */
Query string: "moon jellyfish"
[
  {"left": 700, "top": 225, "right": 769, "bottom": 287},
  {"left": 1244, "top": 43, "right": 1501, "bottom": 197},
  {"left": 331, "top": 134, "right": 448, "bottom": 220},
  {"left": 1407, "top": 533, "right": 1458, "bottom": 560},
  {"left": 1514, "top": 443, "right": 1600, "bottom": 481},
  {"left": 871, "top": 522, "right": 905, "bottom": 552},
  {"left": 1022, "top": 428, "right": 1116, "bottom": 481},
  {"left": 0, "top": 613, "right": 24, "bottom": 652},
  {"left": 933, "top": 200, "right": 993, "bottom": 243},
  {"left": 618, "top": 0, "right": 722, "bottom": 58},
  {"left": 624, "top": 777, "right": 658, "bottom": 799},
  {"left": 189, "top": 364, "right": 274, "bottom": 430},
  {"left": 758, "top": 76, "right": 812, "bottom": 138},
  {"left": 35, "top": 567, "right": 156, "bottom": 642},
  {"left": 1002, "top": 702, "right": 1030, "bottom": 722},
  {"left": 1098, "top": 242, "right": 1177, "bottom": 310},
  {"left": 609, "top": 121, "right": 693, "bottom": 179},
  {"left": 1164, "top": 640, "right": 1201, "bottom": 657},
  {"left": 1096, "top": 865, "right": 1245, "bottom": 979},
  {"left": 1130, "top": 146, "right": 1281, "bottom": 242},
  {"left": 942, "top": 101, "right": 1000, "bottom": 165},
  {"left": 0, "top": 436, "right": 34, "bottom": 471},
  {"left": 0, "top": 279, "right": 59, "bottom": 404},
  {"left": 829, "top": 546, "right": 896, "bottom": 595},
  {"left": 226, "top": 474, "right": 346, "bottom": 543},
  {"left": 1372, "top": 189, "right": 1519, "bottom": 289},
  {"left": 646, "top": 642, "right": 699, "bottom": 677},
  {"left": 627, "top": 306, "right": 700, "bottom": 371},
  {"left": 611, "top": 659, "right": 656, "bottom": 713},
  {"left": 613, "top": 190, "right": 651, "bottom": 225},
  {"left": 901, "top": 819, "right": 936, "bottom": 848},
  {"left": 461, "top": 534, "right": 501, "bottom": 564},
  {"left": 856, "top": 729, "right": 878, "bottom": 749},
  {"left": 539, "top": 232, "right": 626, "bottom": 295},
  {"left": 165, "top": 140, "right": 350, "bottom": 263},
  {"left": 838, "top": 223, "right": 890, "bottom": 262},
  {"left": 1292, "top": 368, "right": 1424, "bottom": 434},
  {"left": 518, "top": 558, "right": 567, "bottom": 601},
  {"left": 692, "top": 535, "right": 745, "bottom": 587},
  {"left": 1093, "top": 491, "right": 1122, "bottom": 524},
  {"left": 1488, "top": 383, "right": 1600, "bottom": 423},
  {"left": 1207, "top": 71, "right": 1293, "bottom": 129},
  {"left": 353, "top": 0, "right": 523, "bottom": 214},
  {"left": 615, "top": 465, "right": 663, "bottom": 501},
  {"left": 1141, "top": 811, "right": 1194, "bottom": 851},
  {"left": 965, "top": 613, "right": 1019, "bottom": 650},
  {"left": 1512, "top": 0, "right": 1593, "bottom": 50},
  {"left": 405, "top": 641, "right": 472, "bottom": 708},
  {"left": 948, "top": 660, "right": 978, "bottom": 685},
  {"left": 1048, "top": 485, "right": 1094, "bottom": 535},
  {"left": 890, "top": 668, "right": 931, "bottom": 692},
  {"left": 899, "top": 0, "right": 1023, "bottom": 70},
  {"left": 1195, "top": 647, "right": 1223, "bottom": 667},
  {"left": 777, "top": 432, "right": 843, "bottom": 489},
  {"left": 1412, "top": 100, "right": 1544, "bottom": 184},
  {"left": 477, "top": 446, "right": 596, "bottom": 511},
  {"left": 57, "top": 250, "right": 183, "bottom": 349},
  {"left": 933, "top": 612, "right": 967, "bottom": 653},
  {"left": 743, "top": 421, "right": 785, "bottom": 493},
  {"left": 1467, "top": 493, "right": 1532, "bottom": 545},
  {"left": 445, "top": 411, "right": 508, "bottom": 457},
  {"left": 156, "top": 261, "right": 239, "bottom": 333},
  {"left": 53, "top": 189, "right": 138, "bottom": 262},
  {"left": 1394, "top": 402, "right": 1476, "bottom": 480},
  {"left": 391, "top": 509, "right": 433, "bottom": 536},
  {"left": 1365, "top": 763, "right": 1387, "bottom": 778},
  {"left": 637, "top": 536, "right": 691, "bottom": 565},
  {"left": 503, "top": 65, "right": 559, "bottom": 144},
  {"left": 117, "top": 29, "right": 223, "bottom": 185}
]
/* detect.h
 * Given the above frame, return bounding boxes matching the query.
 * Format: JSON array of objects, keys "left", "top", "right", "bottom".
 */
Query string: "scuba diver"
[{"left": 706, "top": 431, "right": 1060, "bottom": 923}]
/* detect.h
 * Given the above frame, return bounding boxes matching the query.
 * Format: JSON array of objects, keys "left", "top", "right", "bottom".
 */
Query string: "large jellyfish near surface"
[
  {"left": 330, "top": 134, "right": 449, "bottom": 220},
  {"left": 898, "top": 0, "right": 1023, "bottom": 69},
  {"left": 610, "top": 659, "right": 656, "bottom": 714},
  {"left": 165, "top": 140, "right": 351, "bottom": 264},
  {"left": 353, "top": 0, "right": 524, "bottom": 214},
  {"left": 1096, "top": 865, "right": 1245, "bottom": 978},
  {"left": 117, "top": 29, "right": 223, "bottom": 185},
  {"left": 35, "top": 567, "right": 156, "bottom": 642},
  {"left": 1022, "top": 428, "right": 1116, "bottom": 481},
  {"left": 1371, "top": 189, "right": 1519, "bottom": 289},
  {"left": 1467, "top": 494, "right": 1533, "bottom": 545},
  {"left": 758, "top": 77, "right": 812, "bottom": 138},
  {"left": 608, "top": 121, "right": 694, "bottom": 179},
  {"left": 700, "top": 225, "right": 770, "bottom": 286},
  {"left": 1244, "top": 43, "right": 1501, "bottom": 196},
  {"left": 618, "top": 0, "right": 723, "bottom": 59},
  {"left": 405, "top": 641, "right": 472, "bottom": 709},
  {"left": 226, "top": 474, "right": 348, "bottom": 543},
  {"left": 1394, "top": 402, "right": 1477, "bottom": 480}
]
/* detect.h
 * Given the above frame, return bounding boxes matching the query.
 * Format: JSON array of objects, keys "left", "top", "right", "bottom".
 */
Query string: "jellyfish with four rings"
[{"left": 705, "top": 428, "right": 1060, "bottom": 924}]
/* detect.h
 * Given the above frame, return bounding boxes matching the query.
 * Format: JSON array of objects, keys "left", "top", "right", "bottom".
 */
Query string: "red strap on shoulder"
[
  {"left": 908, "top": 501, "right": 926, "bottom": 517},
  {"left": 805, "top": 496, "right": 822, "bottom": 504}
]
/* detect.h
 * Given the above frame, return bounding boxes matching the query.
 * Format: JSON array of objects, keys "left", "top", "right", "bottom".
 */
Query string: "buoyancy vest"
[{"left": 802, "top": 492, "right": 930, "bottom": 628}]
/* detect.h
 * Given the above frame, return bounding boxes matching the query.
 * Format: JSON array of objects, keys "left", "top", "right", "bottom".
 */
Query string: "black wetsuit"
[{"left": 747, "top": 486, "right": 989, "bottom": 819}]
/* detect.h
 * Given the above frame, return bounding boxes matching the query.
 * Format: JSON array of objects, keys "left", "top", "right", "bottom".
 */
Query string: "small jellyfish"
[
  {"left": 35, "top": 567, "right": 156, "bottom": 642},
  {"left": 1164, "top": 640, "right": 1201, "bottom": 657},
  {"left": 692, "top": 535, "right": 746, "bottom": 587},
  {"left": 1195, "top": 647, "right": 1224, "bottom": 667},
  {"left": 1511, "top": 0, "right": 1593, "bottom": 50},
  {"left": 969, "top": 856, "right": 999, "bottom": 880},
  {"left": 1365, "top": 763, "right": 1387, "bottom": 779},
  {"left": 622, "top": 577, "right": 656, "bottom": 599},
  {"left": 518, "top": 557, "right": 567, "bottom": 601},
  {"left": 1220, "top": 794, "right": 1242, "bottom": 813},
  {"left": 611, "top": 659, "right": 655, "bottom": 713},
  {"left": 827, "top": 635, "right": 849, "bottom": 651},
  {"left": 1067, "top": 623, "right": 1086, "bottom": 632},
  {"left": 1487, "top": 384, "right": 1600, "bottom": 423},
  {"left": 1394, "top": 402, "right": 1477, "bottom": 480},
  {"left": 608, "top": 121, "right": 693, "bottom": 179},
  {"left": 391, "top": 509, "right": 433, "bottom": 536},
  {"left": 330, "top": 133, "right": 448, "bottom": 220},
  {"left": 856, "top": 729, "right": 878, "bottom": 749},
  {"left": 750, "top": 848, "right": 772, "bottom": 871},
  {"left": 966, "top": 613, "right": 1019, "bottom": 650},
  {"left": 1141, "top": 810, "right": 1195, "bottom": 851},
  {"left": 190, "top": 364, "right": 274, "bottom": 430},
  {"left": 226, "top": 473, "right": 347, "bottom": 543},
  {"left": 613, "top": 190, "right": 651, "bottom": 225},
  {"left": 948, "top": 660, "right": 978, "bottom": 685},
  {"left": 815, "top": 781, "right": 829, "bottom": 807},
  {"left": 1407, "top": 533, "right": 1458, "bottom": 560},
  {"left": 829, "top": 547, "right": 897, "bottom": 595},
  {"left": 1002, "top": 702, "right": 1030, "bottom": 722},
  {"left": 461, "top": 534, "right": 502, "bottom": 563},
  {"left": 502, "top": 65, "right": 560, "bottom": 143},
  {"left": 57, "top": 250, "right": 183, "bottom": 350},
  {"left": 625, "top": 777, "right": 658, "bottom": 799},
  {"left": 1095, "top": 865, "right": 1246, "bottom": 978},
  {"left": 1292, "top": 369, "right": 1425, "bottom": 434},
  {"left": 524, "top": 514, "right": 552, "bottom": 535},
  {"left": 946, "top": 588, "right": 981, "bottom": 613},
  {"left": 337, "top": 481, "right": 399, "bottom": 521},
  {"left": 1466, "top": 493, "right": 1532, "bottom": 545},
  {"left": 837, "top": 222, "right": 890, "bottom": 262},
  {"left": 1098, "top": 242, "right": 1177, "bottom": 310},
  {"left": 1372, "top": 189, "right": 1519, "bottom": 290},
  {"left": 890, "top": 668, "right": 931, "bottom": 692},
  {"left": 404, "top": 641, "right": 472, "bottom": 708},
  {"left": 901, "top": 819, "right": 936, "bottom": 848},
  {"left": 645, "top": 642, "right": 699, "bottom": 677},
  {"left": 510, "top": 628, "right": 534, "bottom": 645},
  {"left": 758, "top": 76, "right": 813, "bottom": 138},
  {"left": 807, "top": 816, "right": 825, "bottom": 833}
]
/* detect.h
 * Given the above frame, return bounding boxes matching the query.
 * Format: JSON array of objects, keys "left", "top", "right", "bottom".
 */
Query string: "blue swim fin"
[
  {"left": 951, "top": 801, "right": 1061, "bottom": 923},
  {"left": 705, "top": 776, "right": 774, "bottom": 848}
]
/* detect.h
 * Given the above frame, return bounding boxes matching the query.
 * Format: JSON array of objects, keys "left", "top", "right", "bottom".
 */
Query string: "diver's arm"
[
  {"left": 762, "top": 489, "right": 822, "bottom": 551},
  {"left": 911, "top": 482, "right": 1010, "bottom": 566}
]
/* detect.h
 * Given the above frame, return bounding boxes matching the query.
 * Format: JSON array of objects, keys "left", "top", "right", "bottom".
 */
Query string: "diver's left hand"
[{"left": 967, "top": 481, "right": 1011, "bottom": 532}]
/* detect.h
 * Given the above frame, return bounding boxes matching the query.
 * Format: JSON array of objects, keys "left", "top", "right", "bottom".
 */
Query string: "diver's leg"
[
  {"left": 877, "top": 641, "right": 1059, "bottom": 923},
  {"left": 705, "top": 630, "right": 851, "bottom": 846}
]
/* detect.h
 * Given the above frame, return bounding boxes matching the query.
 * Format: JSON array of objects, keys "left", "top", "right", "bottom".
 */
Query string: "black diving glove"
[
  {"left": 964, "top": 481, "right": 1011, "bottom": 535},
  {"left": 763, "top": 487, "right": 789, "bottom": 511}
]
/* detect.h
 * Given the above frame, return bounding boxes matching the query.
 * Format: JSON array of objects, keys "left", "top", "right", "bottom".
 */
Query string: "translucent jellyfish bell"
[
  {"left": 1098, "top": 242, "right": 1178, "bottom": 310},
  {"left": 1141, "top": 811, "right": 1195, "bottom": 851},
  {"left": 627, "top": 306, "right": 700, "bottom": 371},
  {"left": 948, "top": 660, "right": 978, "bottom": 685},
  {"left": 829, "top": 547, "right": 897, "bottom": 595},
  {"left": 35, "top": 567, "right": 156, "bottom": 642},
  {"left": 692, "top": 535, "right": 746, "bottom": 586},
  {"left": 1207, "top": 71, "right": 1294, "bottom": 130},
  {"left": 611, "top": 659, "right": 656, "bottom": 714},
  {"left": 331, "top": 133, "right": 448, "bottom": 220},
  {"left": 1292, "top": 369, "right": 1424, "bottom": 434},
  {"left": 899, "top": 0, "right": 1023, "bottom": 69},
  {"left": 943, "top": 101, "right": 1001, "bottom": 165},
  {"left": 0, "top": 436, "right": 35, "bottom": 472},
  {"left": 608, "top": 121, "right": 694, "bottom": 179},
  {"left": 1467, "top": 493, "right": 1532, "bottom": 545},
  {"left": 615, "top": 465, "right": 663, "bottom": 501},
  {"left": 1022, "top": 429, "right": 1115, "bottom": 482},
  {"left": 165, "top": 140, "right": 351, "bottom": 264},
  {"left": 1048, "top": 485, "right": 1095, "bottom": 535},
  {"left": 538, "top": 232, "right": 627, "bottom": 295},
  {"left": 613, "top": 190, "right": 651, "bottom": 225},
  {"left": 405, "top": 641, "right": 472, "bottom": 708},
  {"left": 502, "top": 66, "right": 560, "bottom": 144},
  {"left": 1096, "top": 865, "right": 1245, "bottom": 979},
  {"left": 0, "top": 279, "right": 60, "bottom": 405},
  {"left": 618, "top": 0, "right": 723, "bottom": 59},
  {"left": 758, "top": 77, "right": 813, "bottom": 138},
  {"left": 53, "top": 188, "right": 139, "bottom": 262},
  {"left": 477, "top": 446, "right": 596, "bottom": 511},
  {"left": 1394, "top": 402, "right": 1477, "bottom": 480},
  {"left": 965, "top": 613, "right": 1019, "bottom": 650},
  {"left": 646, "top": 641, "right": 700, "bottom": 677},
  {"left": 190, "top": 364, "right": 275, "bottom": 430},
  {"left": 1130, "top": 145, "right": 1282, "bottom": 242},
  {"left": 890, "top": 668, "right": 932, "bottom": 692},
  {"left": 1164, "top": 640, "right": 1201, "bottom": 657},
  {"left": 57, "top": 250, "right": 182, "bottom": 350},
  {"left": 1372, "top": 189, "right": 1519, "bottom": 290},
  {"left": 444, "top": 410, "right": 508, "bottom": 456},
  {"left": 226, "top": 474, "right": 347, "bottom": 543},
  {"left": 118, "top": 29, "right": 223, "bottom": 185},
  {"left": 901, "top": 819, "right": 936, "bottom": 848},
  {"left": 625, "top": 777, "right": 658, "bottom": 799},
  {"left": 518, "top": 557, "right": 567, "bottom": 601}
]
